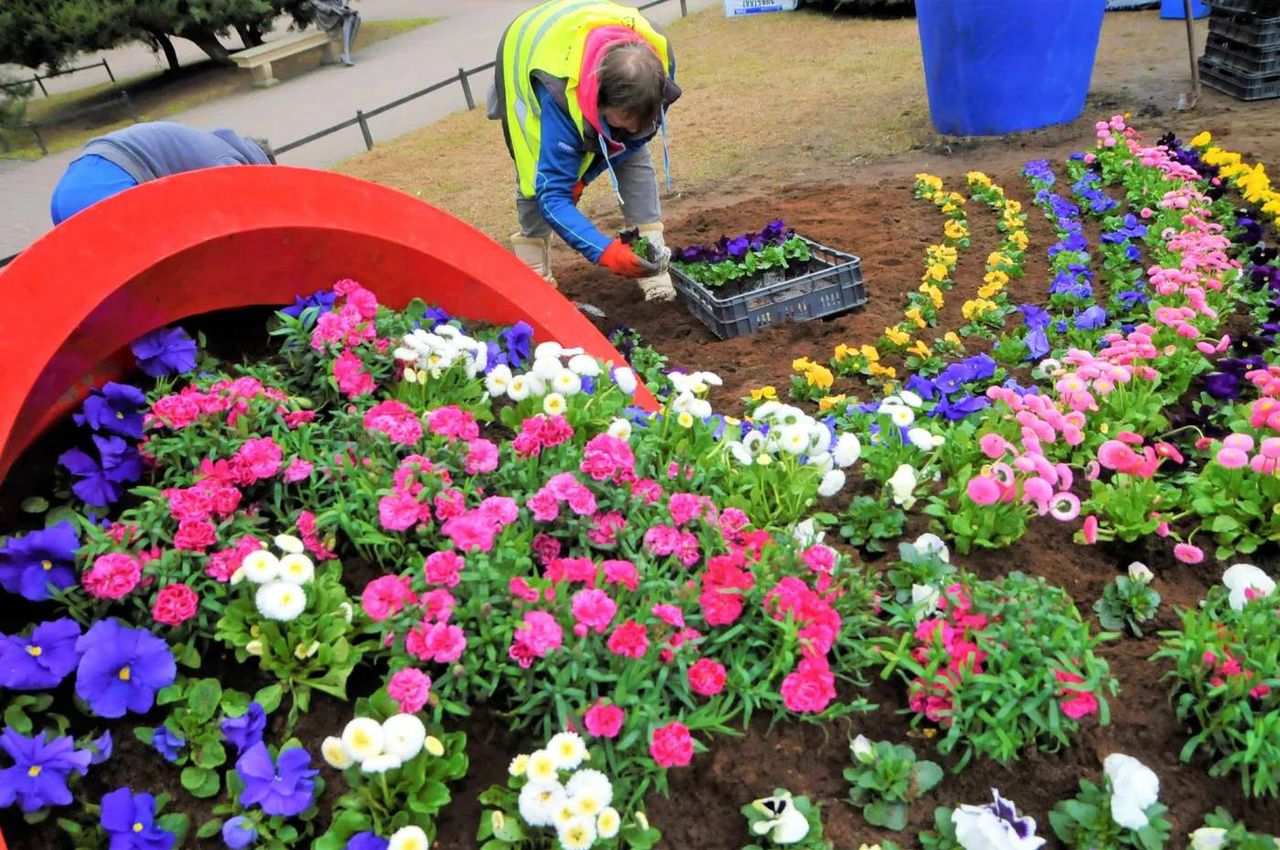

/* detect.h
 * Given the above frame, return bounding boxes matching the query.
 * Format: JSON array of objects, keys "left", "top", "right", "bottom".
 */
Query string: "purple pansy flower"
[
  {"left": 905, "top": 374, "right": 938, "bottom": 401},
  {"left": 280, "top": 289, "right": 338, "bottom": 320},
  {"left": 75, "top": 620, "right": 177, "bottom": 719},
  {"left": 100, "top": 787, "right": 175, "bottom": 850},
  {"left": 0, "top": 521, "right": 79, "bottom": 602},
  {"left": 236, "top": 743, "right": 317, "bottom": 817},
  {"left": 74, "top": 383, "right": 147, "bottom": 439},
  {"left": 151, "top": 727, "right": 185, "bottom": 764},
  {"left": 1025, "top": 326, "right": 1050, "bottom": 361},
  {"left": 1204, "top": 372, "right": 1241, "bottom": 401},
  {"left": 1074, "top": 305, "right": 1108, "bottom": 331},
  {"left": 0, "top": 618, "right": 82, "bottom": 690},
  {"left": 221, "top": 702, "right": 266, "bottom": 753},
  {"left": 0, "top": 729, "right": 92, "bottom": 813},
  {"left": 347, "top": 834, "right": 390, "bottom": 850},
  {"left": 131, "top": 326, "right": 197, "bottom": 378},
  {"left": 222, "top": 815, "right": 257, "bottom": 849},
  {"left": 1019, "top": 303, "right": 1051, "bottom": 330},
  {"left": 502, "top": 321, "right": 533, "bottom": 368},
  {"left": 58, "top": 435, "right": 143, "bottom": 506}
]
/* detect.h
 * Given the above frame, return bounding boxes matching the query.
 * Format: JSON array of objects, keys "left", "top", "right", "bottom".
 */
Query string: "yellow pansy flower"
[
  {"left": 987, "top": 251, "right": 1009, "bottom": 268},
  {"left": 1005, "top": 199, "right": 1023, "bottom": 215},
  {"left": 870, "top": 363, "right": 898, "bottom": 379},
  {"left": 965, "top": 171, "right": 992, "bottom": 186},
  {"left": 984, "top": 270, "right": 1010, "bottom": 288},
  {"left": 818, "top": 394, "right": 847, "bottom": 412},
  {"left": 944, "top": 331, "right": 962, "bottom": 346},
  {"left": 791, "top": 357, "right": 814, "bottom": 372},
  {"left": 962, "top": 298, "right": 998, "bottom": 320},
  {"left": 1012, "top": 231, "right": 1029, "bottom": 250},
  {"left": 944, "top": 220, "right": 968, "bottom": 240},
  {"left": 915, "top": 173, "right": 943, "bottom": 191},
  {"left": 924, "top": 262, "right": 949, "bottom": 282},
  {"left": 805, "top": 364, "right": 834, "bottom": 389},
  {"left": 920, "top": 283, "right": 944, "bottom": 309},
  {"left": 978, "top": 283, "right": 1003, "bottom": 299},
  {"left": 884, "top": 326, "right": 911, "bottom": 346},
  {"left": 833, "top": 343, "right": 853, "bottom": 362},
  {"left": 1189, "top": 130, "right": 1211, "bottom": 148},
  {"left": 905, "top": 307, "right": 927, "bottom": 329},
  {"left": 948, "top": 192, "right": 966, "bottom": 205},
  {"left": 860, "top": 344, "right": 880, "bottom": 362},
  {"left": 909, "top": 340, "right": 932, "bottom": 358},
  {"left": 749, "top": 386, "right": 777, "bottom": 401}
]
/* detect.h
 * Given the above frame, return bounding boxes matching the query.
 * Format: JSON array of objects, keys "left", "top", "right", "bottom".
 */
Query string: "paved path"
[{"left": 0, "top": 0, "right": 715, "bottom": 258}]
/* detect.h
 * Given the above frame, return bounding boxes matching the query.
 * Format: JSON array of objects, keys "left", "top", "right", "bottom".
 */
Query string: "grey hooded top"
[{"left": 80, "top": 121, "right": 270, "bottom": 183}]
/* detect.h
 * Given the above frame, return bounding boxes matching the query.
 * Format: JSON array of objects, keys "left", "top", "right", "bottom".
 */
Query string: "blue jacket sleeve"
[{"left": 534, "top": 85, "right": 614, "bottom": 263}]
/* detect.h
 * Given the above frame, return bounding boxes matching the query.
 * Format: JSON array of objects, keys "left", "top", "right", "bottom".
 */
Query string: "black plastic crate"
[
  {"left": 1199, "top": 53, "right": 1280, "bottom": 99},
  {"left": 671, "top": 238, "right": 867, "bottom": 339},
  {"left": 1209, "top": 11, "right": 1280, "bottom": 49},
  {"left": 1204, "top": 33, "right": 1280, "bottom": 74},
  {"left": 1208, "top": 0, "right": 1278, "bottom": 14}
]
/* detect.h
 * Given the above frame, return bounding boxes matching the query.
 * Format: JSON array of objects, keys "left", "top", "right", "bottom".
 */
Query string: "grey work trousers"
[{"left": 516, "top": 144, "right": 662, "bottom": 239}]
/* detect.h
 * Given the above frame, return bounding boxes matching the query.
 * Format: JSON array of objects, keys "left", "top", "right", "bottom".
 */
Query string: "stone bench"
[{"left": 231, "top": 30, "right": 342, "bottom": 88}]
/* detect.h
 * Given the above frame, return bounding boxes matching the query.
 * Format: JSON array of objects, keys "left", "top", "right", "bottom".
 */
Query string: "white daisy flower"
[
  {"left": 321, "top": 736, "right": 352, "bottom": 769},
  {"left": 566, "top": 768, "right": 612, "bottom": 809},
  {"left": 612, "top": 367, "right": 638, "bottom": 395},
  {"left": 552, "top": 369, "right": 583, "bottom": 396},
  {"left": 386, "top": 825, "right": 428, "bottom": 850},
  {"left": 543, "top": 393, "right": 568, "bottom": 417},
  {"left": 567, "top": 354, "right": 601, "bottom": 377},
  {"left": 729, "top": 442, "right": 754, "bottom": 466},
  {"left": 486, "top": 364, "right": 513, "bottom": 396},
  {"left": 899, "top": 390, "right": 924, "bottom": 409},
  {"left": 507, "top": 376, "right": 531, "bottom": 402},
  {"left": 597, "top": 807, "right": 621, "bottom": 840},
  {"left": 341, "top": 718, "right": 384, "bottom": 762},
  {"left": 778, "top": 426, "right": 810, "bottom": 455},
  {"left": 525, "top": 749, "right": 559, "bottom": 785},
  {"left": 889, "top": 406, "right": 916, "bottom": 428},
  {"left": 807, "top": 451, "right": 834, "bottom": 474},
  {"left": 558, "top": 816, "right": 597, "bottom": 850},
  {"left": 273, "top": 534, "right": 305, "bottom": 554},
  {"left": 547, "top": 732, "right": 588, "bottom": 771},
  {"left": 241, "top": 549, "right": 279, "bottom": 583},
  {"left": 362, "top": 753, "right": 403, "bottom": 774},
  {"left": 381, "top": 714, "right": 427, "bottom": 761},
  {"left": 534, "top": 341, "right": 564, "bottom": 360},
  {"left": 532, "top": 357, "right": 563, "bottom": 382},
  {"left": 254, "top": 580, "right": 307, "bottom": 622},
  {"left": 278, "top": 553, "right": 315, "bottom": 584},
  {"left": 607, "top": 419, "right": 632, "bottom": 441},
  {"left": 509, "top": 754, "right": 530, "bottom": 777},
  {"left": 518, "top": 781, "right": 567, "bottom": 828}
]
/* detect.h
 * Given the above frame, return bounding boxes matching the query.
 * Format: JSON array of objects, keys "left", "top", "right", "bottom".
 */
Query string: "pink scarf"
[{"left": 576, "top": 25, "right": 656, "bottom": 156}]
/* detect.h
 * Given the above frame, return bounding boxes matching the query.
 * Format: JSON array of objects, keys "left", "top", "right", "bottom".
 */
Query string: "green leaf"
[
  {"left": 20, "top": 496, "right": 49, "bottom": 514},
  {"left": 180, "top": 766, "right": 221, "bottom": 798},
  {"left": 253, "top": 684, "right": 284, "bottom": 714},
  {"left": 197, "top": 818, "right": 224, "bottom": 839}
]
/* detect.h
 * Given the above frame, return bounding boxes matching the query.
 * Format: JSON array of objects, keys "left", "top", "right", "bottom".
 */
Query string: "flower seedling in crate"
[
  {"left": 1094, "top": 563, "right": 1161, "bottom": 637},
  {"left": 1049, "top": 754, "right": 1170, "bottom": 850},
  {"left": 672, "top": 221, "right": 811, "bottom": 290},
  {"left": 742, "top": 789, "right": 828, "bottom": 849},
  {"left": 844, "top": 735, "right": 943, "bottom": 831}
]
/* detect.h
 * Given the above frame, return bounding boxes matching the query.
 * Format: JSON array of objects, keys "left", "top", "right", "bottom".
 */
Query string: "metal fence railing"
[
  {"left": 0, "top": 59, "right": 117, "bottom": 98},
  {"left": 273, "top": 0, "right": 688, "bottom": 158}
]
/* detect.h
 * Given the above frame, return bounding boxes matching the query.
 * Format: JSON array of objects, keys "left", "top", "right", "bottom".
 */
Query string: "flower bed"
[{"left": 3, "top": 117, "right": 1280, "bottom": 850}]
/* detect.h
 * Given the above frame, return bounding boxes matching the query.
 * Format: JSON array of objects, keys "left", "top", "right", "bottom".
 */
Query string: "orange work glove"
[
  {"left": 572, "top": 180, "right": 586, "bottom": 204},
  {"left": 598, "top": 239, "right": 663, "bottom": 279}
]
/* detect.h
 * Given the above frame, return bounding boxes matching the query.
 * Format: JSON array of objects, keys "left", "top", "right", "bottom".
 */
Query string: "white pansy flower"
[
  {"left": 1222, "top": 563, "right": 1275, "bottom": 611},
  {"left": 1189, "top": 828, "right": 1228, "bottom": 850},
  {"left": 241, "top": 549, "right": 280, "bottom": 583},
  {"left": 951, "top": 791, "right": 1044, "bottom": 850},
  {"left": 753, "top": 401, "right": 782, "bottom": 421},
  {"left": 729, "top": 442, "right": 754, "bottom": 466},
  {"left": 689, "top": 398, "right": 713, "bottom": 419},
  {"left": 567, "top": 354, "right": 601, "bottom": 377},
  {"left": 749, "top": 794, "right": 810, "bottom": 845},
  {"left": 850, "top": 735, "right": 875, "bottom": 764},
  {"left": 913, "top": 533, "right": 950, "bottom": 563},
  {"left": 912, "top": 584, "right": 942, "bottom": 618},
  {"left": 381, "top": 714, "right": 427, "bottom": 761},
  {"left": 887, "top": 464, "right": 919, "bottom": 508},
  {"left": 255, "top": 581, "right": 307, "bottom": 622},
  {"left": 273, "top": 534, "right": 305, "bottom": 554},
  {"left": 899, "top": 390, "right": 924, "bottom": 409},
  {"left": 818, "top": 469, "right": 846, "bottom": 497},
  {"left": 908, "top": 427, "right": 936, "bottom": 449},
  {"left": 341, "top": 718, "right": 384, "bottom": 762},
  {"left": 1128, "top": 562, "right": 1154, "bottom": 583},
  {"left": 1104, "top": 754, "right": 1160, "bottom": 830},
  {"left": 791, "top": 518, "right": 825, "bottom": 548}
]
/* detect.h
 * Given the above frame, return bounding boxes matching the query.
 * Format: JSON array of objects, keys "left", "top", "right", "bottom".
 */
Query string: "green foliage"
[
  {"left": 1152, "top": 587, "right": 1280, "bottom": 798},
  {"left": 1049, "top": 776, "right": 1171, "bottom": 850},
  {"left": 139, "top": 677, "right": 252, "bottom": 798},
  {"left": 1094, "top": 568, "right": 1161, "bottom": 637},
  {"left": 672, "top": 236, "right": 811, "bottom": 289},
  {"left": 918, "top": 806, "right": 961, "bottom": 850},
  {"left": 844, "top": 736, "right": 943, "bottom": 831},
  {"left": 1190, "top": 807, "right": 1280, "bottom": 850},
  {"left": 879, "top": 571, "right": 1118, "bottom": 770},
  {"left": 839, "top": 494, "right": 906, "bottom": 553}
]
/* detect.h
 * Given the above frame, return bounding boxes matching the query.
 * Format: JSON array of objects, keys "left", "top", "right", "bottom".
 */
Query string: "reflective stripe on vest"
[{"left": 502, "top": 0, "right": 673, "bottom": 198}]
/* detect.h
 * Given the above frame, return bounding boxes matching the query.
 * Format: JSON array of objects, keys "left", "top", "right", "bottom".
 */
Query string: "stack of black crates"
[{"left": 1200, "top": 0, "right": 1280, "bottom": 101}]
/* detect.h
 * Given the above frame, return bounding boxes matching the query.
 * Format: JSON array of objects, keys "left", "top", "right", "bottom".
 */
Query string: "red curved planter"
[{"left": 0, "top": 166, "right": 654, "bottom": 481}]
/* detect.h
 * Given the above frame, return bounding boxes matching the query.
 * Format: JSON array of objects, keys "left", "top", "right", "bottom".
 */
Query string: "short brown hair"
[{"left": 597, "top": 42, "right": 665, "bottom": 129}]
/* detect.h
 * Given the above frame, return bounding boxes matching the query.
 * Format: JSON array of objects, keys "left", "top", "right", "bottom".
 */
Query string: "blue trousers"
[{"left": 50, "top": 154, "right": 139, "bottom": 225}]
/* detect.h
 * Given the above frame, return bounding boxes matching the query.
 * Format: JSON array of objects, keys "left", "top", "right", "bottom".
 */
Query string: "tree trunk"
[
  {"left": 235, "top": 22, "right": 265, "bottom": 48},
  {"left": 149, "top": 30, "right": 181, "bottom": 72},
  {"left": 178, "top": 26, "right": 235, "bottom": 66}
]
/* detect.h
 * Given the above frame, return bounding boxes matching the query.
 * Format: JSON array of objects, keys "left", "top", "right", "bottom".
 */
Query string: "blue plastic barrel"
[
  {"left": 915, "top": 0, "right": 1108, "bottom": 136},
  {"left": 1160, "top": 0, "right": 1209, "bottom": 19}
]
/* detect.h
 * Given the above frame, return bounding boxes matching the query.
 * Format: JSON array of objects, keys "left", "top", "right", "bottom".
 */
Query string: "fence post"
[
  {"left": 457, "top": 68, "right": 475, "bottom": 110},
  {"left": 35, "top": 75, "right": 49, "bottom": 98},
  {"left": 28, "top": 125, "right": 47, "bottom": 156},
  {"left": 122, "top": 91, "right": 139, "bottom": 123},
  {"left": 680, "top": 0, "right": 687, "bottom": 15},
  {"left": 103, "top": 59, "right": 116, "bottom": 83},
  {"left": 356, "top": 109, "right": 374, "bottom": 151}
]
